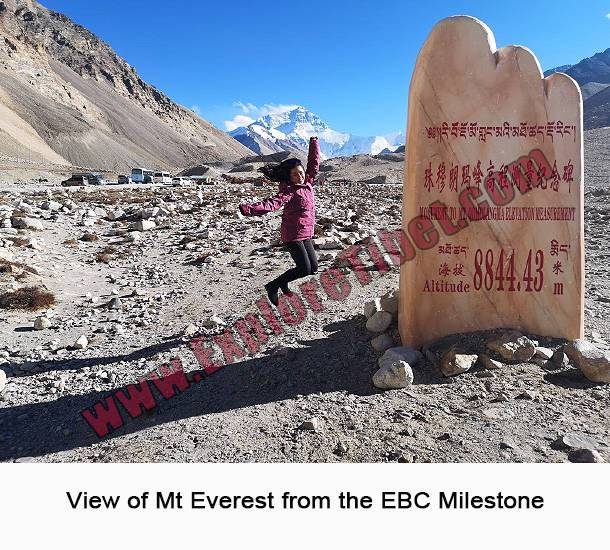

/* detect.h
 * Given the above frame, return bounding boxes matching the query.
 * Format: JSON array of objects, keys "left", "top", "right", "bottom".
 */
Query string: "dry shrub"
[
  {"left": 0, "top": 258, "right": 37, "bottom": 275},
  {"left": 12, "top": 238, "right": 30, "bottom": 247},
  {"left": 112, "top": 246, "right": 130, "bottom": 259},
  {"left": 14, "top": 271, "right": 31, "bottom": 281},
  {"left": 95, "top": 245, "right": 116, "bottom": 263},
  {"left": 63, "top": 238, "right": 78, "bottom": 246},
  {"left": 0, "top": 261, "right": 12, "bottom": 274},
  {"left": 0, "top": 286, "right": 56, "bottom": 311},
  {"left": 80, "top": 232, "right": 98, "bottom": 242},
  {"left": 95, "top": 253, "right": 111, "bottom": 264}
]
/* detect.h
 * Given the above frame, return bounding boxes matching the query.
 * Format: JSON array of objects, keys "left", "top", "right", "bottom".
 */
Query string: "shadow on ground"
[{"left": 0, "top": 316, "right": 446, "bottom": 461}]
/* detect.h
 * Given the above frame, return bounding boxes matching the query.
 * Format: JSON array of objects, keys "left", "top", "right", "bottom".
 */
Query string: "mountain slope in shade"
[
  {"left": 546, "top": 48, "right": 610, "bottom": 128},
  {"left": 0, "top": 0, "right": 251, "bottom": 171},
  {"left": 583, "top": 84, "right": 610, "bottom": 130},
  {"left": 543, "top": 64, "right": 573, "bottom": 77},
  {"left": 561, "top": 48, "right": 610, "bottom": 85},
  {"left": 229, "top": 106, "right": 404, "bottom": 159}
]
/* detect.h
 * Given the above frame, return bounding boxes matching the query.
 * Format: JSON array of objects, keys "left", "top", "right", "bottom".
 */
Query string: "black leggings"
[{"left": 274, "top": 239, "right": 318, "bottom": 287}]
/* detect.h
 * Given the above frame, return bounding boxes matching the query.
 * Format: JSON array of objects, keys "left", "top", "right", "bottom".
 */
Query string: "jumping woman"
[{"left": 239, "top": 136, "right": 321, "bottom": 306}]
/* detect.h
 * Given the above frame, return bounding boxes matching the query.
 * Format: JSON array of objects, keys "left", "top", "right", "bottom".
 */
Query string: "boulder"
[
  {"left": 364, "top": 297, "right": 382, "bottom": 319},
  {"left": 359, "top": 175, "right": 386, "bottom": 184},
  {"left": 107, "top": 208, "right": 125, "bottom": 221},
  {"left": 41, "top": 200, "right": 62, "bottom": 211},
  {"left": 105, "top": 297, "right": 122, "bottom": 309},
  {"left": 141, "top": 207, "right": 160, "bottom": 219},
  {"left": 299, "top": 418, "right": 319, "bottom": 431},
  {"left": 370, "top": 333, "right": 394, "bottom": 353},
  {"left": 126, "top": 231, "right": 142, "bottom": 242},
  {"left": 565, "top": 339, "right": 610, "bottom": 383},
  {"left": 366, "top": 310, "right": 392, "bottom": 333},
  {"left": 202, "top": 315, "right": 225, "bottom": 329},
  {"left": 535, "top": 347, "right": 554, "bottom": 360},
  {"left": 26, "top": 237, "right": 42, "bottom": 250},
  {"left": 553, "top": 432, "right": 601, "bottom": 451},
  {"left": 567, "top": 449, "right": 605, "bottom": 463},
  {"left": 440, "top": 348, "right": 478, "bottom": 377},
  {"left": 134, "top": 220, "right": 156, "bottom": 232},
  {"left": 373, "top": 360, "right": 413, "bottom": 389},
  {"left": 72, "top": 335, "right": 88, "bottom": 350},
  {"left": 11, "top": 217, "right": 43, "bottom": 230},
  {"left": 33, "top": 316, "right": 51, "bottom": 330},
  {"left": 551, "top": 347, "right": 570, "bottom": 367},
  {"left": 378, "top": 346, "right": 423, "bottom": 370},
  {"left": 486, "top": 331, "right": 536, "bottom": 362},
  {"left": 314, "top": 236, "right": 343, "bottom": 250},
  {"left": 0, "top": 368, "right": 6, "bottom": 393}
]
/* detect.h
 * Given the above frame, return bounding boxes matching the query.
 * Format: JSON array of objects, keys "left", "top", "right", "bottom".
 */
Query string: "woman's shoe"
[
  {"left": 280, "top": 282, "right": 294, "bottom": 296},
  {"left": 264, "top": 281, "right": 279, "bottom": 307}
]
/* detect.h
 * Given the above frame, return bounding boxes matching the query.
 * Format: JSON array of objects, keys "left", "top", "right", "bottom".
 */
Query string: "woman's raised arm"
[{"left": 305, "top": 136, "right": 321, "bottom": 184}]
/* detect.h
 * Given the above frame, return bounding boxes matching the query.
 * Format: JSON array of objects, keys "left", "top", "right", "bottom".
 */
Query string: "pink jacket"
[{"left": 239, "top": 138, "right": 321, "bottom": 242}]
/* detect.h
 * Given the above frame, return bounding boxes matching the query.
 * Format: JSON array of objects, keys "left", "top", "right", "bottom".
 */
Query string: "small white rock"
[
  {"left": 373, "top": 360, "right": 413, "bottom": 389},
  {"left": 365, "top": 310, "right": 392, "bottom": 333},
  {"left": 380, "top": 290, "right": 399, "bottom": 315},
  {"left": 441, "top": 348, "right": 478, "bottom": 377},
  {"left": 134, "top": 220, "right": 156, "bottom": 232},
  {"left": 33, "top": 316, "right": 51, "bottom": 330},
  {"left": 72, "top": 335, "right": 88, "bottom": 350},
  {"left": 184, "top": 323, "right": 198, "bottom": 337},
  {"left": 364, "top": 297, "right": 382, "bottom": 319}
]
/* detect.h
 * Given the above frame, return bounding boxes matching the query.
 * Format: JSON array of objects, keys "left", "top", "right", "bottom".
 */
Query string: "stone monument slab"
[{"left": 399, "top": 16, "right": 584, "bottom": 348}]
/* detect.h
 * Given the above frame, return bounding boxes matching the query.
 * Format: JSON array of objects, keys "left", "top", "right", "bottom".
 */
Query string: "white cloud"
[
  {"left": 606, "top": 13, "right": 610, "bottom": 19},
  {"left": 224, "top": 102, "right": 301, "bottom": 131},
  {"left": 233, "top": 101, "right": 257, "bottom": 114},
  {"left": 224, "top": 114, "right": 255, "bottom": 131},
  {"left": 258, "top": 103, "right": 301, "bottom": 116}
]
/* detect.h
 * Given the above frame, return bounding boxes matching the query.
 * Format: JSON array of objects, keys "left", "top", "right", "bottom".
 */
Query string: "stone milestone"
[{"left": 399, "top": 16, "right": 584, "bottom": 348}]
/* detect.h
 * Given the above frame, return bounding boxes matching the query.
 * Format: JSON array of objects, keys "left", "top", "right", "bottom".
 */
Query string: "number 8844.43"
[{"left": 473, "top": 248, "right": 544, "bottom": 292}]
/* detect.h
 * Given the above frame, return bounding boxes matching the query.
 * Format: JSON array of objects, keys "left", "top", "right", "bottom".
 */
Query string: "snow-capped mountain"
[{"left": 228, "top": 106, "right": 404, "bottom": 158}]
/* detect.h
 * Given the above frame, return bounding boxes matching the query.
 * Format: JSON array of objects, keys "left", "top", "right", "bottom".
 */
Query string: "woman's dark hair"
[{"left": 258, "top": 158, "right": 303, "bottom": 182}]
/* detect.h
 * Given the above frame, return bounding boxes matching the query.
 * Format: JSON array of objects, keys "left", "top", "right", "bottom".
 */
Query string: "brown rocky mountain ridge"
[{"left": 0, "top": 0, "right": 251, "bottom": 173}]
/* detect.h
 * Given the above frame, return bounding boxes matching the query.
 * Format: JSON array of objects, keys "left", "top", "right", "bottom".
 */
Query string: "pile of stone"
[
  {"left": 363, "top": 288, "right": 609, "bottom": 389},
  {"left": 363, "top": 289, "right": 426, "bottom": 390}
]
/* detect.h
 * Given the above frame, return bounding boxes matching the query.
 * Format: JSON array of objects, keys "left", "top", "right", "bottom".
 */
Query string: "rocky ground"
[{"left": 0, "top": 145, "right": 608, "bottom": 464}]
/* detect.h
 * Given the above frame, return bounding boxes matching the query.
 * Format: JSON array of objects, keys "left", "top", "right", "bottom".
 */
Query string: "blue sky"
[{"left": 41, "top": 0, "right": 610, "bottom": 136}]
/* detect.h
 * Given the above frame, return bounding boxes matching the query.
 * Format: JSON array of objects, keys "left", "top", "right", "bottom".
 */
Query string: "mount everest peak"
[{"left": 228, "top": 105, "right": 404, "bottom": 158}]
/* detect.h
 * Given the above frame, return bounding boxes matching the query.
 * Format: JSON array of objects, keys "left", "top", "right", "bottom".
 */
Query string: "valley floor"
[{"left": 0, "top": 174, "right": 608, "bottom": 463}]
